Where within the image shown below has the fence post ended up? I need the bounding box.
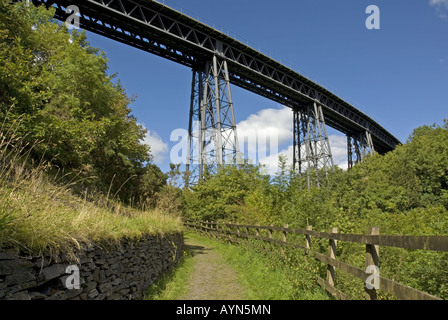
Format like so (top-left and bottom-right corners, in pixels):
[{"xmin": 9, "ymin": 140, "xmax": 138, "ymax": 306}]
[
  {"xmin": 226, "ymin": 222, "xmax": 232, "ymax": 244},
  {"xmin": 282, "ymin": 224, "xmax": 288, "ymax": 243},
  {"xmin": 305, "ymin": 225, "xmax": 312, "ymax": 255},
  {"xmin": 365, "ymin": 226, "xmax": 380, "ymax": 300},
  {"xmin": 268, "ymin": 224, "xmax": 273, "ymax": 239},
  {"xmin": 327, "ymin": 227, "xmax": 338, "ymax": 287},
  {"xmin": 255, "ymin": 224, "xmax": 260, "ymax": 238},
  {"xmin": 236, "ymin": 223, "xmax": 240, "ymax": 239}
]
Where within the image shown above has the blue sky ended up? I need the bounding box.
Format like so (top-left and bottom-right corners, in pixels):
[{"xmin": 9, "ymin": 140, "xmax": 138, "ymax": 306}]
[{"xmin": 81, "ymin": 0, "xmax": 448, "ymax": 174}]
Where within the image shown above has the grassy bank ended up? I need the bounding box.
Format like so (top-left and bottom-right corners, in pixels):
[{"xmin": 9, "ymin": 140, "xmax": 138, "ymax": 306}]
[{"xmin": 0, "ymin": 132, "xmax": 182, "ymax": 260}]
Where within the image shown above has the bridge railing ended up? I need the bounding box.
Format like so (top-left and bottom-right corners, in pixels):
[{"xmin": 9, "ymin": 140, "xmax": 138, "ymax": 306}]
[{"xmin": 184, "ymin": 220, "xmax": 448, "ymax": 300}]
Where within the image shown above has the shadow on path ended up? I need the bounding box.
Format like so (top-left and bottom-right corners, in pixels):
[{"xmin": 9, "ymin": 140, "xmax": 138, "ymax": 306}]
[{"xmin": 179, "ymin": 236, "xmax": 247, "ymax": 300}]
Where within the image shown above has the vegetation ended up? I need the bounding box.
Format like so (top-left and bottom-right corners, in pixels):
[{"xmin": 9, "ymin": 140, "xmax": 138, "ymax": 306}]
[
  {"xmin": 1, "ymin": 0, "xmax": 447, "ymax": 300},
  {"xmin": 0, "ymin": 124, "xmax": 182, "ymax": 259},
  {"xmin": 145, "ymin": 232, "xmax": 330, "ymax": 300},
  {"xmin": 184, "ymin": 120, "xmax": 448, "ymax": 299},
  {"xmin": 185, "ymin": 233, "xmax": 330, "ymax": 300},
  {"xmin": 144, "ymin": 244, "xmax": 195, "ymax": 300},
  {"xmin": 0, "ymin": 1, "xmax": 182, "ymax": 210},
  {"xmin": 0, "ymin": 1, "xmax": 182, "ymax": 259}
]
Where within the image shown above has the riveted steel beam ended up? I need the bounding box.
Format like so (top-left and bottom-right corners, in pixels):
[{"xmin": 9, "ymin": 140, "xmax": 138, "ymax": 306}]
[{"xmin": 23, "ymin": 0, "xmax": 400, "ymax": 155}]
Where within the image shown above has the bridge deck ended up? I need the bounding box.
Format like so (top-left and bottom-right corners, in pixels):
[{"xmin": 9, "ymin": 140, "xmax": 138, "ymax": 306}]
[{"xmin": 35, "ymin": 0, "xmax": 400, "ymax": 153}]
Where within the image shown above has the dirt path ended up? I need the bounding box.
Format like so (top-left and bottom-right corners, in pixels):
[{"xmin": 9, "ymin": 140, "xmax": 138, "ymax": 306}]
[{"xmin": 178, "ymin": 236, "xmax": 246, "ymax": 300}]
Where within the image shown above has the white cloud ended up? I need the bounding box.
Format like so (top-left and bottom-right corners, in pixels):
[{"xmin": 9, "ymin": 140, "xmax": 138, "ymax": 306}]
[
  {"xmin": 235, "ymin": 106, "xmax": 348, "ymax": 174},
  {"xmin": 430, "ymin": 0, "xmax": 448, "ymax": 7},
  {"xmin": 257, "ymin": 135, "xmax": 348, "ymax": 176},
  {"xmin": 141, "ymin": 126, "xmax": 169, "ymax": 164},
  {"xmin": 429, "ymin": 0, "xmax": 448, "ymax": 19},
  {"xmin": 237, "ymin": 106, "xmax": 293, "ymax": 145},
  {"xmin": 258, "ymin": 145, "xmax": 294, "ymax": 175},
  {"xmin": 329, "ymin": 135, "xmax": 348, "ymax": 170},
  {"xmin": 237, "ymin": 106, "xmax": 293, "ymax": 163}
]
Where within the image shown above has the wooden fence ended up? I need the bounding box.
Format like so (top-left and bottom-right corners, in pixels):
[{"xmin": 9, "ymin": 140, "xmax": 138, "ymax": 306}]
[{"xmin": 184, "ymin": 220, "xmax": 448, "ymax": 300}]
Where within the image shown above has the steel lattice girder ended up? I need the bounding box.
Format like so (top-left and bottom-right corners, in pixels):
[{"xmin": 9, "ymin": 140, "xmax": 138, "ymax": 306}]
[
  {"xmin": 186, "ymin": 56, "xmax": 239, "ymax": 183},
  {"xmin": 293, "ymin": 103, "xmax": 334, "ymax": 187},
  {"xmin": 26, "ymin": 0, "xmax": 401, "ymax": 154},
  {"xmin": 347, "ymin": 131, "xmax": 375, "ymax": 170}
]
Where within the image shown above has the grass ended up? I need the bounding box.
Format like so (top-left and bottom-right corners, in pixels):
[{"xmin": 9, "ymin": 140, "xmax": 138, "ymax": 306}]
[
  {"xmin": 187, "ymin": 233, "xmax": 331, "ymax": 300},
  {"xmin": 0, "ymin": 123, "xmax": 182, "ymax": 261},
  {"xmin": 144, "ymin": 248, "xmax": 196, "ymax": 300},
  {"xmin": 146, "ymin": 231, "xmax": 331, "ymax": 300}
]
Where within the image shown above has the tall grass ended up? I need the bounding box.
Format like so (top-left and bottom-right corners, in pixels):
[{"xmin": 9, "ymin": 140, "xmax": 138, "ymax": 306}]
[{"xmin": 0, "ymin": 117, "xmax": 182, "ymax": 261}]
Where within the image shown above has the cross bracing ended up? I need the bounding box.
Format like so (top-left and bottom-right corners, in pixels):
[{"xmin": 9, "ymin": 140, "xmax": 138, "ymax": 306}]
[
  {"xmin": 26, "ymin": 0, "xmax": 400, "ymax": 155},
  {"xmin": 21, "ymin": 0, "xmax": 401, "ymax": 183}
]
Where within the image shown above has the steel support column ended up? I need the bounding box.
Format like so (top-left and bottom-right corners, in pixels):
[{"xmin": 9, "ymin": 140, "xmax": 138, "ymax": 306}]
[
  {"xmin": 186, "ymin": 55, "xmax": 240, "ymax": 184},
  {"xmin": 293, "ymin": 102, "xmax": 334, "ymax": 188},
  {"xmin": 347, "ymin": 131, "xmax": 375, "ymax": 170}
]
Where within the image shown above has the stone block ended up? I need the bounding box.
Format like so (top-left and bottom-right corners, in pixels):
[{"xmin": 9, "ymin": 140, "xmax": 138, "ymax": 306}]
[
  {"xmin": 97, "ymin": 293, "xmax": 107, "ymax": 300},
  {"xmin": 29, "ymin": 291, "xmax": 48, "ymax": 300},
  {"xmin": 43, "ymin": 289, "xmax": 67, "ymax": 300},
  {"xmin": 98, "ymin": 282, "xmax": 113, "ymax": 293},
  {"xmin": 87, "ymin": 289, "xmax": 99, "ymax": 299},
  {"xmin": 65, "ymin": 288, "xmax": 83, "ymax": 299},
  {"xmin": 5, "ymin": 291, "xmax": 31, "ymax": 300},
  {"xmin": 82, "ymin": 280, "xmax": 97, "ymax": 293},
  {"xmin": 4, "ymin": 272, "xmax": 36, "ymax": 286},
  {"xmin": 38, "ymin": 264, "xmax": 69, "ymax": 283},
  {"xmin": 2, "ymin": 280, "xmax": 36, "ymax": 296},
  {"xmin": 94, "ymin": 259, "xmax": 106, "ymax": 266},
  {"xmin": 0, "ymin": 252, "xmax": 19, "ymax": 260},
  {"xmin": 94, "ymin": 269, "xmax": 106, "ymax": 283},
  {"xmin": 111, "ymin": 278, "xmax": 122, "ymax": 286},
  {"xmin": 0, "ymin": 259, "xmax": 33, "ymax": 275}
]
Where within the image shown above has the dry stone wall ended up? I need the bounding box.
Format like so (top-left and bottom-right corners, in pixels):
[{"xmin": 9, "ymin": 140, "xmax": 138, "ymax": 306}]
[{"xmin": 0, "ymin": 232, "xmax": 183, "ymax": 300}]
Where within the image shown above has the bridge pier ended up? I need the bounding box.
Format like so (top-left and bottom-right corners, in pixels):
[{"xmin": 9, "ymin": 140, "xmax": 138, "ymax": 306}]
[
  {"xmin": 20, "ymin": 0, "xmax": 400, "ymax": 185},
  {"xmin": 186, "ymin": 55, "xmax": 240, "ymax": 184},
  {"xmin": 293, "ymin": 102, "xmax": 334, "ymax": 188},
  {"xmin": 347, "ymin": 131, "xmax": 375, "ymax": 170}
]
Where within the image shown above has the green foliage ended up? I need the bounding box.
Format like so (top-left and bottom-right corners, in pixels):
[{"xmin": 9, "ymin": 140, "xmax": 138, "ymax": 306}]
[
  {"xmin": 0, "ymin": 1, "xmax": 169, "ymax": 207},
  {"xmin": 184, "ymin": 119, "xmax": 448, "ymax": 299},
  {"xmin": 184, "ymin": 162, "xmax": 268, "ymax": 222},
  {"xmin": 0, "ymin": 123, "xmax": 182, "ymax": 258}
]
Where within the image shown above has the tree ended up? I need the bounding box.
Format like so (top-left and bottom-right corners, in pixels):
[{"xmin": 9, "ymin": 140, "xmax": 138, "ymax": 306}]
[
  {"xmin": 135, "ymin": 163, "xmax": 167, "ymax": 209},
  {"xmin": 0, "ymin": 1, "xmax": 156, "ymax": 204}
]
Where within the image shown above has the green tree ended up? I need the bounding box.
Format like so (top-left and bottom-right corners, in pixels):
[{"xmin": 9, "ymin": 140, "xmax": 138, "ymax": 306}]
[
  {"xmin": 0, "ymin": 1, "xmax": 157, "ymax": 204},
  {"xmin": 184, "ymin": 162, "xmax": 265, "ymax": 221}
]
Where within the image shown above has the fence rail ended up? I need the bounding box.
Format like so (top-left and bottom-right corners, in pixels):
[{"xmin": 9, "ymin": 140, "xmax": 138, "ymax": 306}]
[{"xmin": 184, "ymin": 220, "xmax": 448, "ymax": 300}]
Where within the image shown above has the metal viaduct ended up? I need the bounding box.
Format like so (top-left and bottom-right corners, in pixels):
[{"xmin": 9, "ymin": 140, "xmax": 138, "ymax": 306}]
[{"xmin": 25, "ymin": 0, "xmax": 401, "ymax": 185}]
